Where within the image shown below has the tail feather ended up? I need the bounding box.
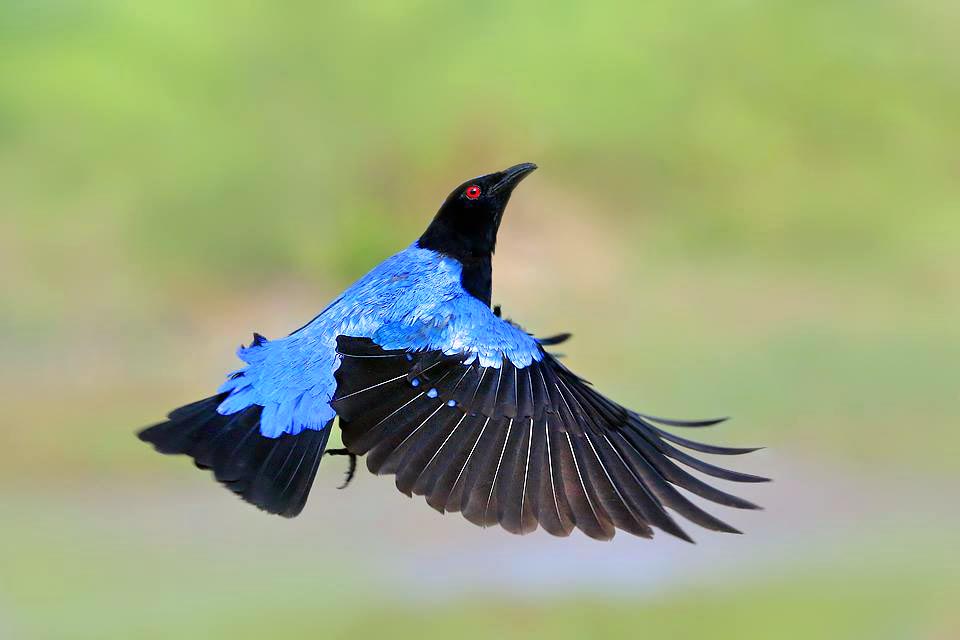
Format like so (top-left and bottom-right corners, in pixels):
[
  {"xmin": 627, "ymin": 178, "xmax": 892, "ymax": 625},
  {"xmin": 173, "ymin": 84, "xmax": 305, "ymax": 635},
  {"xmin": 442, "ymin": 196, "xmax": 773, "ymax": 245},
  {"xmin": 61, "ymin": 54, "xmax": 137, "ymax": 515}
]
[{"xmin": 138, "ymin": 394, "xmax": 331, "ymax": 517}]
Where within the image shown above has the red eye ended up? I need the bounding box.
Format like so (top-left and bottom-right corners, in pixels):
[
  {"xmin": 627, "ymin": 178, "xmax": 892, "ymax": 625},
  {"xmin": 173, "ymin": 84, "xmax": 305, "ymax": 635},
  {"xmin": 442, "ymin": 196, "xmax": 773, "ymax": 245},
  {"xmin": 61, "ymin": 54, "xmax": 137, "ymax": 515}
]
[{"xmin": 465, "ymin": 185, "xmax": 481, "ymax": 200}]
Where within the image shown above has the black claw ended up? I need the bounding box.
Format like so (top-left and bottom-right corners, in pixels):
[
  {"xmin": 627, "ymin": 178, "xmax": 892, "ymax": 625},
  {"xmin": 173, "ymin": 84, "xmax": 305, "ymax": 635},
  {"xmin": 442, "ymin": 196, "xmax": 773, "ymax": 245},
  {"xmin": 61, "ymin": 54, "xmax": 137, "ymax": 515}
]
[{"xmin": 325, "ymin": 448, "xmax": 357, "ymax": 489}]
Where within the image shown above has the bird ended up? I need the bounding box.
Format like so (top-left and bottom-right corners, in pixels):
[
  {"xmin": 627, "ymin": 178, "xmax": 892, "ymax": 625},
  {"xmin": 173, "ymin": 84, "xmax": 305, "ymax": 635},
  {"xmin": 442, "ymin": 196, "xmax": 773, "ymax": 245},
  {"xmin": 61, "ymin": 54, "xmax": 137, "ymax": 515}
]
[{"xmin": 138, "ymin": 162, "xmax": 767, "ymax": 541}]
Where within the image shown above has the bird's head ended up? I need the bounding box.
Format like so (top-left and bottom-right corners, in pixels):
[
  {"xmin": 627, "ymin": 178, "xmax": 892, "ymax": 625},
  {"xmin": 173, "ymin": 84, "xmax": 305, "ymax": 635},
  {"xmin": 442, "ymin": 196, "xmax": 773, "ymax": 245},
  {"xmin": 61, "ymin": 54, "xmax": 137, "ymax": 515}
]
[{"xmin": 418, "ymin": 162, "xmax": 537, "ymax": 260}]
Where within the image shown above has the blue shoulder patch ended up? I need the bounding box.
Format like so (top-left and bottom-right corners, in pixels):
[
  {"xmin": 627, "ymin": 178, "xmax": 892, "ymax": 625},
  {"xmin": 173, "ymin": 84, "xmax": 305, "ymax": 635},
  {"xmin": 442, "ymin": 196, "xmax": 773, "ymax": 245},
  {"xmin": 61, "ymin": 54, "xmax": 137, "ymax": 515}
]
[{"xmin": 372, "ymin": 294, "xmax": 542, "ymax": 368}]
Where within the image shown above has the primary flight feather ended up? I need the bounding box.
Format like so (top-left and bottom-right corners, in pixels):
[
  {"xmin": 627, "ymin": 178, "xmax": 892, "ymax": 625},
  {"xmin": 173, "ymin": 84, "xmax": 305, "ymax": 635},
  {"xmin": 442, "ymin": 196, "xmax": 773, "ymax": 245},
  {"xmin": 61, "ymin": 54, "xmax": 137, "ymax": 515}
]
[{"xmin": 138, "ymin": 162, "xmax": 767, "ymax": 541}]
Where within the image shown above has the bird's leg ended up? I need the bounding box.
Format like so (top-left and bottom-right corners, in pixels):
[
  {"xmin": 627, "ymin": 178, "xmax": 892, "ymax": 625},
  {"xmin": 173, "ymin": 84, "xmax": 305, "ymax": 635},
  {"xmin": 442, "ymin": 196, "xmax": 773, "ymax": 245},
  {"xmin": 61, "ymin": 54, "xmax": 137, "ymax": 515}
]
[{"xmin": 325, "ymin": 448, "xmax": 357, "ymax": 489}]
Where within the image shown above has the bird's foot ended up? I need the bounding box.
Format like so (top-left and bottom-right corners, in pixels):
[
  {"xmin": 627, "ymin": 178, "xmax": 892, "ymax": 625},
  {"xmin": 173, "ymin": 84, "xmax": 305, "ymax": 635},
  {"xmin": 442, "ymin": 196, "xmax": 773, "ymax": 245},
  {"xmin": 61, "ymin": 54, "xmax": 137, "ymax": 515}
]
[{"xmin": 325, "ymin": 448, "xmax": 357, "ymax": 489}]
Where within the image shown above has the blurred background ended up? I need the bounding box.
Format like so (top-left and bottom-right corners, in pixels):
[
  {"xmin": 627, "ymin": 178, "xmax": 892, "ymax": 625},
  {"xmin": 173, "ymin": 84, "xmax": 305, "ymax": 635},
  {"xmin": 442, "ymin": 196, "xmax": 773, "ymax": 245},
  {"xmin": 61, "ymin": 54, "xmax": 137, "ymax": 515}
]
[{"xmin": 2, "ymin": 1, "xmax": 958, "ymax": 638}]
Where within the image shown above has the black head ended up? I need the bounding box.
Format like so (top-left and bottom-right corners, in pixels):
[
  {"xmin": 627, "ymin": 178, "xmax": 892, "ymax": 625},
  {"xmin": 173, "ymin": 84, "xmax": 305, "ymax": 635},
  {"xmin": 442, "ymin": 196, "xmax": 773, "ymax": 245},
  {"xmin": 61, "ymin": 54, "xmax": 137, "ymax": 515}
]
[{"xmin": 418, "ymin": 162, "xmax": 537, "ymax": 260}]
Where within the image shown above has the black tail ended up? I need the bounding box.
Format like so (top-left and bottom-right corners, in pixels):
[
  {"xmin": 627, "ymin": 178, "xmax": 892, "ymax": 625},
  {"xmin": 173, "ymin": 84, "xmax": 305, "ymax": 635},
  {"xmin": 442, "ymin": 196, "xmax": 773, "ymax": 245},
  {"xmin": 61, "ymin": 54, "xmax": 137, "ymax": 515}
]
[{"xmin": 138, "ymin": 394, "xmax": 331, "ymax": 517}]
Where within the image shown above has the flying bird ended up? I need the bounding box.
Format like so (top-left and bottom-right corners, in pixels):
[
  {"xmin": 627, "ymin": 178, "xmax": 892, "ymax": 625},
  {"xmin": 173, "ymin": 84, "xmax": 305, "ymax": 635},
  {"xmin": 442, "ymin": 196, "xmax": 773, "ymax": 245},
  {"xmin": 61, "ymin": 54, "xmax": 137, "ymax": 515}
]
[{"xmin": 138, "ymin": 162, "xmax": 767, "ymax": 541}]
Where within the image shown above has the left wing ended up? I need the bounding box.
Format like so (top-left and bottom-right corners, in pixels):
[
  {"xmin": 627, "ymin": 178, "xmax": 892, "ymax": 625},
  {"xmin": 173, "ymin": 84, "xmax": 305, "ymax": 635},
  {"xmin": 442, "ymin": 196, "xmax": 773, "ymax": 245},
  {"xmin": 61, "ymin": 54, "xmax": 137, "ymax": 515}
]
[{"xmin": 331, "ymin": 336, "xmax": 767, "ymax": 541}]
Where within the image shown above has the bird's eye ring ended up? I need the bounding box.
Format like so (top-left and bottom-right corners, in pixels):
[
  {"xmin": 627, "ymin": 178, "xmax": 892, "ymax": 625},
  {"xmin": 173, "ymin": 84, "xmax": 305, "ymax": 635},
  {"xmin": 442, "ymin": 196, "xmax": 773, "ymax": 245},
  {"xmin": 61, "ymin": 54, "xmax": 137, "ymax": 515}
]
[{"xmin": 465, "ymin": 185, "xmax": 481, "ymax": 200}]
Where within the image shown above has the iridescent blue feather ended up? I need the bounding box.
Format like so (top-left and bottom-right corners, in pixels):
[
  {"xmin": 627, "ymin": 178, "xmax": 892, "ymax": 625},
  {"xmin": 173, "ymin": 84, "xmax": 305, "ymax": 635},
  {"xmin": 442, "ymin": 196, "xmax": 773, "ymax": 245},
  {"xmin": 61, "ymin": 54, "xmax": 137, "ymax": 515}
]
[{"xmin": 216, "ymin": 244, "xmax": 542, "ymax": 437}]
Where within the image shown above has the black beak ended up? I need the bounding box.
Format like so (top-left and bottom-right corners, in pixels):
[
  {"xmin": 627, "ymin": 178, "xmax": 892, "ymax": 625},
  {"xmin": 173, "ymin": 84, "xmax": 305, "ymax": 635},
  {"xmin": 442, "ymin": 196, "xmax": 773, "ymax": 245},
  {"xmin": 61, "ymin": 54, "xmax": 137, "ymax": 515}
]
[{"xmin": 492, "ymin": 162, "xmax": 537, "ymax": 194}]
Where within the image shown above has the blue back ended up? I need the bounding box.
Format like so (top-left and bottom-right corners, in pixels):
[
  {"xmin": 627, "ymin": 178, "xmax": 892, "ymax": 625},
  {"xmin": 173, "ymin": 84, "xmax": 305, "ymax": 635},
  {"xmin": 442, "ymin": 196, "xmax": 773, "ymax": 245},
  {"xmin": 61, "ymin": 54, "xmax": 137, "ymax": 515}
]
[{"xmin": 216, "ymin": 244, "xmax": 543, "ymax": 437}]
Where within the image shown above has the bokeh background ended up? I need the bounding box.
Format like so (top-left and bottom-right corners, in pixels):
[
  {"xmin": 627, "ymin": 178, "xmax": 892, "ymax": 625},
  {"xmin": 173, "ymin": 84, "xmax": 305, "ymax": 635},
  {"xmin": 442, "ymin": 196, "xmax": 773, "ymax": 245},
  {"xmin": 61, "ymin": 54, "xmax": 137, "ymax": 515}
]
[{"xmin": 2, "ymin": 2, "xmax": 958, "ymax": 639}]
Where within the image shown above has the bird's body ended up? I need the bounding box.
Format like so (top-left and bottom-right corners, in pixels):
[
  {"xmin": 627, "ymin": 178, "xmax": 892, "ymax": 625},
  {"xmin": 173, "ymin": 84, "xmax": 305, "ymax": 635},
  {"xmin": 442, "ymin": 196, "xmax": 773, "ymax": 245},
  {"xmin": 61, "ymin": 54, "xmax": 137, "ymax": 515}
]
[
  {"xmin": 140, "ymin": 163, "xmax": 766, "ymax": 540},
  {"xmin": 217, "ymin": 243, "xmax": 541, "ymax": 438}
]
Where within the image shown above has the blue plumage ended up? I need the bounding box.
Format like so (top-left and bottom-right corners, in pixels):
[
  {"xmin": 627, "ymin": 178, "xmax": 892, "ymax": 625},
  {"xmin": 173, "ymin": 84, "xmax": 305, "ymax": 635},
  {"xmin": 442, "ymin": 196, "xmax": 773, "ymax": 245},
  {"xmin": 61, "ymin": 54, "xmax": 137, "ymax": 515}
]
[{"xmin": 216, "ymin": 244, "xmax": 542, "ymax": 437}]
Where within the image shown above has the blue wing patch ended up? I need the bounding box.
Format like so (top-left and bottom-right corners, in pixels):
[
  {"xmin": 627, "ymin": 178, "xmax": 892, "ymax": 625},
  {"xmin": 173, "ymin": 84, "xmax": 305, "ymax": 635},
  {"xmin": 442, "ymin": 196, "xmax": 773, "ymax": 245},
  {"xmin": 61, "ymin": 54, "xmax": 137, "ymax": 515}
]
[{"xmin": 215, "ymin": 244, "xmax": 543, "ymax": 437}]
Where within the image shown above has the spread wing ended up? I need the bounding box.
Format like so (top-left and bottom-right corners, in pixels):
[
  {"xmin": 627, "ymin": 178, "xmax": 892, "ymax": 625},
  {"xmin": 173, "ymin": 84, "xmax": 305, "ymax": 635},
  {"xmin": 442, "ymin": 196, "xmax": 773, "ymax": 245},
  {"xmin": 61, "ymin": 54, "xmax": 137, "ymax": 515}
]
[{"xmin": 331, "ymin": 335, "xmax": 767, "ymax": 542}]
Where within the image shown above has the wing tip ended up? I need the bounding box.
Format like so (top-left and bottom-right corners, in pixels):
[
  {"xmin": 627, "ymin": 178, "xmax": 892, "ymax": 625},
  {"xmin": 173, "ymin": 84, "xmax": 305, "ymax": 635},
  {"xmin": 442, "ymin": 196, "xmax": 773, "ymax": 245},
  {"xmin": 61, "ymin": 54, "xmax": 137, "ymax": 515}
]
[
  {"xmin": 671, "ymin": 530, "xmax": 697, "ymax": 544},
  {"xmin": 640, "ymin": 413, "xmax": 731, "ymax": 428}
]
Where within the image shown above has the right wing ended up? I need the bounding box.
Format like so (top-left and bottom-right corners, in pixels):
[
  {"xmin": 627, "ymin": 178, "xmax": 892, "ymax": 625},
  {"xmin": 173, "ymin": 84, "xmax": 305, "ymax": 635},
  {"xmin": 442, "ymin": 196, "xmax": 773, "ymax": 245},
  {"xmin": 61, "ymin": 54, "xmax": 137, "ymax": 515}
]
[{"xmin": 331, "ymin": 336, "xmax": 767, "ymax": 541}]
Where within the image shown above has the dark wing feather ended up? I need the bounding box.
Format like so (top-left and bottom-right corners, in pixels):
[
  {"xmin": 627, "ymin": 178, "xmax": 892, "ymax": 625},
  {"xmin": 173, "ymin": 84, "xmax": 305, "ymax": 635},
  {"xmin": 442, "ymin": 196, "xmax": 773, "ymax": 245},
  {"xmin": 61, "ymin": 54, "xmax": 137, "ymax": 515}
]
[
  {"xmin": 332, "ymin": 336, "xmax": 767, "ymax": 541},
  {"xmin": 496, "ymin": 416, "xmax": 539, "ymax": 534},
  {"xmin": 522, "ymin": 414, "xmax": 573, "ymax": 536},
  {"xmin": 139, "ymin": 394, "xmax": 331, "ymax": 517}
]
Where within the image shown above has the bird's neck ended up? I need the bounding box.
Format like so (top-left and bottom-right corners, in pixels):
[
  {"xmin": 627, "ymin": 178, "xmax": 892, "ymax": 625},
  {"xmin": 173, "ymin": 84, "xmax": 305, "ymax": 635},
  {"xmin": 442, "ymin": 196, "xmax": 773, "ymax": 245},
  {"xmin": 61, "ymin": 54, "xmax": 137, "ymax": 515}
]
[
  {"xmin": 457, "ymin": 253, "xmax": 493, "ymax": 307},
  {"xmin": 417, "ymin": 225, "xmax": 495, "ymax": 307}
]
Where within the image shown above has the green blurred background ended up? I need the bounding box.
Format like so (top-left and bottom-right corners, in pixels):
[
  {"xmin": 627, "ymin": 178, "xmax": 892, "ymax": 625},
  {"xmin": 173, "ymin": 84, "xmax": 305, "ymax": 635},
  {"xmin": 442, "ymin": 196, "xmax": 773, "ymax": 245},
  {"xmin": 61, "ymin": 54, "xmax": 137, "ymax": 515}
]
[{"xmin": 2, "ymin": 1, "xmax": 958, "ymax": 638}]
